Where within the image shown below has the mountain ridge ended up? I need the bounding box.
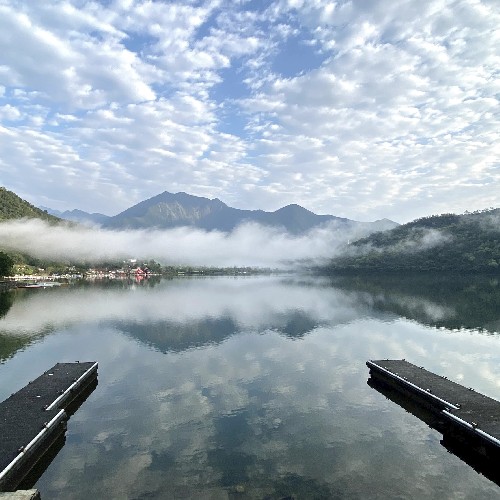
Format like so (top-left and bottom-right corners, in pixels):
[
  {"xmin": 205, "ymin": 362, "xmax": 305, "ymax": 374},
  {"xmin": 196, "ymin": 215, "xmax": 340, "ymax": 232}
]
[
  {"xmin": 50, "ymin": 190, "xmax": 398, "ymax": 234},
  {"xmin": 41, "ymin": 207, "xmax": 110, "ymax": 225}
]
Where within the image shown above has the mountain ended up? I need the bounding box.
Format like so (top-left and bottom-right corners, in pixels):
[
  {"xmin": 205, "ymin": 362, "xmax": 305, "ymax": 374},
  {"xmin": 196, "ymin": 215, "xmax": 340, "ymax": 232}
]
[
  {"xmin": 324, "ymin": 209, "xmax": 500, "ymax": 274},
  {"xmin": 0, "ymin": 187, "xmax": 60, "ymax": 222},
  {"xmin": 102, "ymin": 191, "xmax": 396, "ymax": 234},
  {"xmin": 42, "ymin": 207, "xmax": 110, "ymax": 226},
  {"xmin": 42, "ymin": 190, "xmax": 398, "ymax": 234}
]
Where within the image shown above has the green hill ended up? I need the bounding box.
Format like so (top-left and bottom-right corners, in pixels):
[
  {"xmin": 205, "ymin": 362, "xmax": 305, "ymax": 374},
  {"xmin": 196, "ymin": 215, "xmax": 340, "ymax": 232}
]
[
  {"xmin": 0, "ymin": 187, "xmax": 60, "ymax": 222},
  {"xmin": 324, "ymin": 209, "xmax": 500, "ymax": 274},
  {"xmin": 0, "ymin": 187, "xmax": 62, "ymax": 276}
]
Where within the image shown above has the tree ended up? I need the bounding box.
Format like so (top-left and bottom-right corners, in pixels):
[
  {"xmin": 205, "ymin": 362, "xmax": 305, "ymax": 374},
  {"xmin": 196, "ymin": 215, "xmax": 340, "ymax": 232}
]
[{"xmin": 0, "ymin": 252, "xmax": 14, "ymax": 277}]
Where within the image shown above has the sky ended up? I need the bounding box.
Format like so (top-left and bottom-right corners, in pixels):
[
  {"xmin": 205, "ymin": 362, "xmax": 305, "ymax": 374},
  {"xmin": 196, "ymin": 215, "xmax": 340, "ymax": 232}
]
[{"xmin": 0, "ymin": 0, "xmax": 499, "ymax": 224}]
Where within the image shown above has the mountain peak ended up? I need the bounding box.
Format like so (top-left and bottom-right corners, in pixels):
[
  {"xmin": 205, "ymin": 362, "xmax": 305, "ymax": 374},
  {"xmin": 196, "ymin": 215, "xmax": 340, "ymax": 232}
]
[
  {"xmin": 149, "ymin": 191, "xmax": 228, "ymax": 208},
  {"xmin": 275, "ymin": 204, "xmax": 315, "ymax": 215}
]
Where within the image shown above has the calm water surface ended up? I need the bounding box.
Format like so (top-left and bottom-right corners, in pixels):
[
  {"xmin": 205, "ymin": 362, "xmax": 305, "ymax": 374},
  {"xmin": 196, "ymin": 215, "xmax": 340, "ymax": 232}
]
[{"xmin": 0, "ymin": 275, "xmax": 499, "ymax": 499}]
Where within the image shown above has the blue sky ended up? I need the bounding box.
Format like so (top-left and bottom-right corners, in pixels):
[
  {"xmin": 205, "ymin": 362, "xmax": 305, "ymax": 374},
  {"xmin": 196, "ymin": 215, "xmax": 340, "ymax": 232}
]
[{"xmin": 0, "ymin": 0, "xmax": 499, "ymax": 223}]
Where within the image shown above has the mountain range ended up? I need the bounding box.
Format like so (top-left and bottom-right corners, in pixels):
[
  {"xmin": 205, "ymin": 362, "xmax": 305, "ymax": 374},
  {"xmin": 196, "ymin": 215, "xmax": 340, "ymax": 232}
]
[
  {"xmin": 42, "ymin": 190, "xmax": 397, "ymax": 234},
  {"xmin": 42, "ymin": 208, "xmax": 110, "ymax": 226}
]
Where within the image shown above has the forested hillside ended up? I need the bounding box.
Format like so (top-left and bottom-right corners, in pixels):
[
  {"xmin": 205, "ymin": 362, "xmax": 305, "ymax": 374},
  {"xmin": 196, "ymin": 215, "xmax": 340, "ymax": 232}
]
[
  {"xmin": 0, "ymin": 187, "xmax": 62, "ymax": 276},
  {"xmin": 0, "ymin": 187, "xmax": 60, "ymax": 222},
  {"xmin": 324, "ymin": 209, "xmax": 500, "ymax": 274}
]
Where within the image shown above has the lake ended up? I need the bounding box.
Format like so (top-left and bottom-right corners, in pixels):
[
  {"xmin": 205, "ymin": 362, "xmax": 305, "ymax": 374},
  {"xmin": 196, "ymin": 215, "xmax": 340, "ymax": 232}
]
[{"xmin": 0, "ymin": 275, "xmax": 499, "ymax": 499}]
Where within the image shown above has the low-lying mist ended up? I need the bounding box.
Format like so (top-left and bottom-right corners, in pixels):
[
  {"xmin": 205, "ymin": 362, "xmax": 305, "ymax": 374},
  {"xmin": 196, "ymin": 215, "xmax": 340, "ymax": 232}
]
[{"xmin": 0, "ymin": 218, "xmax": 370, "ymax": 268}]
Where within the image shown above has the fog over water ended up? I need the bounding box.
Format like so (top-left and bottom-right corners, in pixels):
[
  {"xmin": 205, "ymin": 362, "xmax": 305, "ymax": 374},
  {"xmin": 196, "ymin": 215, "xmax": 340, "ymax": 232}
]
[
  {"xmin": 0, "ymin": 277, "xmax": 370, "ymax": 338},
  {"xmin": 0, "ymin": 219, "xmax": 347, "ymax": 267},
  {"xmin": 0, "ymin": 218, "xmax": 451, "ymax": 267}
]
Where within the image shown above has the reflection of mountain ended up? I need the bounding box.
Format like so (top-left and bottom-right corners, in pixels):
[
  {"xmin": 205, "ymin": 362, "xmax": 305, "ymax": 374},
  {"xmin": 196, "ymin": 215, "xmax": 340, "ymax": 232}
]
[
  {"xmin": 117, "ymin": 317, "xmax": 239, "ymax": 353},
  {"xmin": 0, "ymin": 291, "xmax": 13, "ymax": 318},
  {"xmin": 332, "ymin": 275, "xmax": 500, "ymax": 333},
  {"xmin": 116, "ymin": 309, "xmax": 321, "ymax": 354},
  {"xmin": 0, "ymin": 333, "xmax": 37, "ymax": 363},
  {"xmin": 272, "ymin": 310, "xmax": 320, "ymax": 339},
  {"xmin": 0, "ymin": 321, "xmax": 54, "ymax": 362},
  {"xmin": 3, "ymin": 274, "xmax": 499, "ymax": 361}
]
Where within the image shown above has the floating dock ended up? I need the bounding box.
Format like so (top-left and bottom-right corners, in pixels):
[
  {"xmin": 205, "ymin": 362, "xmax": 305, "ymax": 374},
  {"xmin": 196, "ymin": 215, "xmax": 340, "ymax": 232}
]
[
  {"xmin": 367, "ymin": 359, "xmax": 500, "ymax": 476},
  {"xmin": 0, "ymin": 362, "xmax": 98, "ymax": 492}
]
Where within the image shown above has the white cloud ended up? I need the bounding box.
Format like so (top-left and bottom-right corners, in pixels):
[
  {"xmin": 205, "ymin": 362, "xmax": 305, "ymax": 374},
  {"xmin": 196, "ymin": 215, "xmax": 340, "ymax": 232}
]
[
  {"xmin": 0, "ymin": 3, "xmax": 157, "ymax": 108},
  {"xmin": 0, "ymin": 104, "xmax": 22, "ymax": 121}
]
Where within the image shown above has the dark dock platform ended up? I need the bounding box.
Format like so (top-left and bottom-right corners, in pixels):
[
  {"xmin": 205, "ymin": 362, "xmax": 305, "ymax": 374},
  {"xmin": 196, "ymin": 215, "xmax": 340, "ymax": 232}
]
[
  {"xmin": 367, "ymin": 359, "xmax": 500, "ymax": 483},
  {"xmin": 0, "ymin": 362, "xmax": 97, "ymax": 491}
]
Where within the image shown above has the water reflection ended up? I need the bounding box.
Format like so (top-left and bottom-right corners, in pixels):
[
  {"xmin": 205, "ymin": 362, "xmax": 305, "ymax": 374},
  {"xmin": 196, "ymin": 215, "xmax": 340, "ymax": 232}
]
[
  {"xmin": 0, "ymin": 276, "xmax": 498, "ymax": 498},
  {"xmin": 0, "ymin": 276, "xmax": 373, "ymax": 359},
  {"xmin": 331, "ymin": 274, "xmax": 500, "ymax": 333},
  {"xmin": 0, "ymin": 291, "xmax": 13, "ymax": 318}
]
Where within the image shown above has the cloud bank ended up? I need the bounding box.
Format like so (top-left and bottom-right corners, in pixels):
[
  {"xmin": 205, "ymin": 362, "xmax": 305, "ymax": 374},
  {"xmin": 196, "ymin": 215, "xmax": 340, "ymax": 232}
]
[{"xmin": 0, "ymin": 218, "xmax": 360, "ymax": 267}]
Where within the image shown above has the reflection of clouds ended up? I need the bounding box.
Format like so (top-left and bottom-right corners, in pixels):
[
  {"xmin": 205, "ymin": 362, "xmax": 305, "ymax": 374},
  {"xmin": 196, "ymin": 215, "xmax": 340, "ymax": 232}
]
[
  {"xmin": 355, "ymin": 289, "xmax": 455, "ymax": 322},
  {"xmin": 395, "ymin": 296, "xmax": 454, "ymax": 321}
]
